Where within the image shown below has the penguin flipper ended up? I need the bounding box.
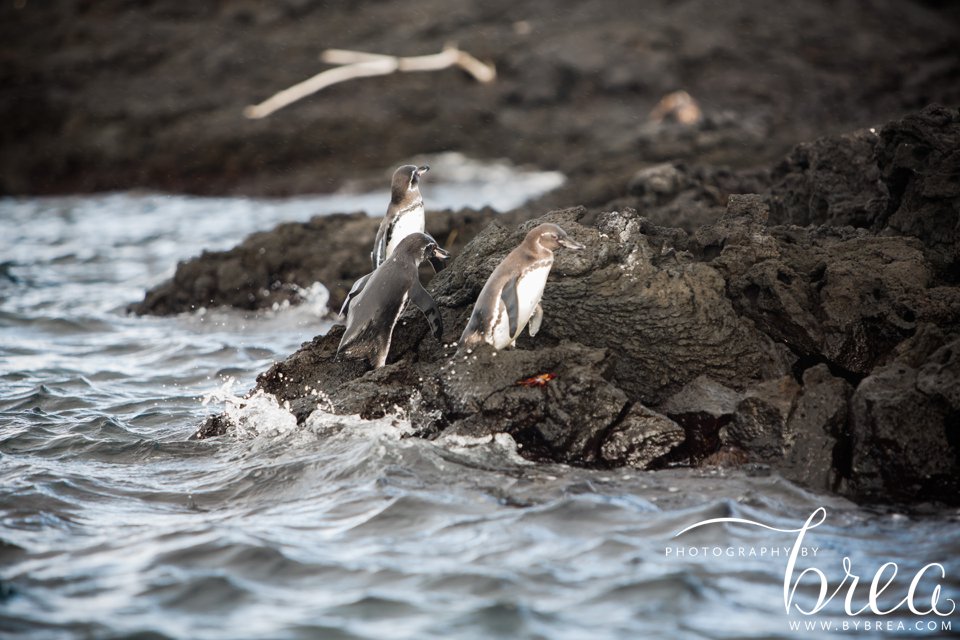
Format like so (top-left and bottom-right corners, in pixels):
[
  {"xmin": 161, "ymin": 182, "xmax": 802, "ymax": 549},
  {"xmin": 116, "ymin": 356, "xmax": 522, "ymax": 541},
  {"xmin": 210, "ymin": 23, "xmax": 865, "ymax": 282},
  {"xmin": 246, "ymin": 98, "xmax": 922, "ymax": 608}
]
[
  {"xmin": 458, "ymin": 304, "xmax": 486, "ymax": 349},
  {"xmin": 500, "ymin": 277, "xmax": 520, "ymax": 339},
  {"xmin": 410, "ymin": 281, "xmax": 443, "ymax": 341},
  {"xmin": 339, "ymin": 272, "xmax": 372, "ymax": 318},
  {"xmin": 529, "ymin": 303, "xmax": 543, "ymax": 337}
]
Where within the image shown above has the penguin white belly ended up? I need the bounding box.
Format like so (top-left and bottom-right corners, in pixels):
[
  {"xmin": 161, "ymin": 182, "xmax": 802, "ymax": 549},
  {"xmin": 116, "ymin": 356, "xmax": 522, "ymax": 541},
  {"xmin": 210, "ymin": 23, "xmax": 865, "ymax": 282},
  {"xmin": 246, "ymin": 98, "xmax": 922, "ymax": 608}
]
[
  {"xmin": 489, "ymin": 300, "xmax": 514, "ymax": 349},
  {"xmin": 513, "ymin": 265, "xmax": 551, "ymax": 338},
  {"xmin": 384, "ymin": 205, "xmax": 425, "ymax": 261}
]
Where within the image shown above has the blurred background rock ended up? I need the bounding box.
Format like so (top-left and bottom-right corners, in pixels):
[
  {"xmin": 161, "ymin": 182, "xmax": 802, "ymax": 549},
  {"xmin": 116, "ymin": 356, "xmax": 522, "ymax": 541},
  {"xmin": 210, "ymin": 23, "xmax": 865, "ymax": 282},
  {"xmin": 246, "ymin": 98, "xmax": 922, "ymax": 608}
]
[{"xmin": 3, "ymin": 0, "xmax": 958, "ymax": 197}]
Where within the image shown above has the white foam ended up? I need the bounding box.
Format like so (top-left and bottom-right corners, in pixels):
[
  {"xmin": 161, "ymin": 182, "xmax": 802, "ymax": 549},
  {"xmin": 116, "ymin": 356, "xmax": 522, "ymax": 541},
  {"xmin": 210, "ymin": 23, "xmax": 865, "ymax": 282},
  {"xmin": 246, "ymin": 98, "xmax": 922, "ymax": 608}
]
[
  {"xmin": 435, "ymin": 431, "xmax": 530, "ymax": 464},
  {"xmin": 201, "ymin": 378, "xmax": 298, "ymax": 437}
]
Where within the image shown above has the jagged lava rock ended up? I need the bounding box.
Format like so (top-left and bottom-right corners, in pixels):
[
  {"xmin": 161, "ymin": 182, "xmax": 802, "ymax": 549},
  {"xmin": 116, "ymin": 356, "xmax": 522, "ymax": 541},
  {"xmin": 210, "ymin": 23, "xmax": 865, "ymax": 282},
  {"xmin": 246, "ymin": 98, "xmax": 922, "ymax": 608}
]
[
  {"xmin": 877, "ymin": 105, "xmax": 960, "ymax": 280},
  {"xmin": 227, "ymin": 205, "xmax": 796, "ymax": 469},
  {"xmin": 781, "ymin": 364, "xmax": 853, "ymax": 494},
  {"xmin": 699, "ymin": 194, "xmax": 954, "ymax": 377},
  {"xmin": 766, "ymin": 104, "xmax": 960, "ymax": 280},
  {"xmin": 130, "ymin": 207, "xmax": 500, "ymax": 315},
  {"xmin": 198, "ymin": 192, "xmax": 959, "ymax": 505},
  {"xmin": 849, "ymin": 325, "xmax": 960, "ymax": 504}
]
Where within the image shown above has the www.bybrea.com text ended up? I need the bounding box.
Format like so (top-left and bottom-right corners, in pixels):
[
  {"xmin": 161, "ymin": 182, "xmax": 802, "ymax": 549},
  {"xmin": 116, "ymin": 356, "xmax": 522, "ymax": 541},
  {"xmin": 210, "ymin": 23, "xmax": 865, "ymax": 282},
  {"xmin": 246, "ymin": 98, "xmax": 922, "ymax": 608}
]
[
  {"xmin": 788, "ymin": 619, "xmax": 952, "ymax": 633},
  {"xmin": 664, "ymin": 545, "xmax": 818, "ymax": 558}
]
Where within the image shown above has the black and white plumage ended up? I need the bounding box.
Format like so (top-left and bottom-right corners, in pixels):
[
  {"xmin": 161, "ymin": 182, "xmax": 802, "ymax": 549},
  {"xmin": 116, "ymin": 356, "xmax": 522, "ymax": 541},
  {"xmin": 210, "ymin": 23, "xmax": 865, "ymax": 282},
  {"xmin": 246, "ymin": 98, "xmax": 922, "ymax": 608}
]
[
  {"xmin": 372, "ymin": 165, "xmax": 431, "ymax": 270},
  {"xmin": 340, "ymin": 164, "xmax": 446, "ymax": 318},
  {"xmin": 459, "ymin": 223, "xmax": 584, "ymax": 350},
  {"xmin": 338, "ymin": 233, "xmax": 449, "ymax": 369}
]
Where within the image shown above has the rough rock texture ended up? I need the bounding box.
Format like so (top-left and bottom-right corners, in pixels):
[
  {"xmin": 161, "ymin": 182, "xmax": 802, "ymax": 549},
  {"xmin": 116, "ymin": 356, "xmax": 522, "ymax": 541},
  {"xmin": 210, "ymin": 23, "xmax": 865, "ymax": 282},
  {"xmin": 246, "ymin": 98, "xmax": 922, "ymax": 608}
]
[
  {"xmin": 174, "ymin": 105, "xmax": 959, "ymax": 505},
  {"xmin": 723, "ymin": 376, "xmax": 801, "ymax": 463},
  {"xmin": 3, "ymin": 1, "xmax": 959, "ymax": 197},
  {"xmin": 878, "ymin": 106, "xmax": 960, "ymax": 280},
  {"xmin": 133, "ymin": 107, "xmax": 960, "ymax": 320},
  {"xmin": 599, "ymin": 406, "xmax": 686, "ymax": 469},
  {"xmin": 850, "ymin": 325, "xmax": 960, "ymax": 503},
  {"xmin": 231, "ymin": 204, "xmax": 792, "ymax": 436},
  {"xmin": 767, "ymin": 105, "xmax": 960, "ymax": 280},
  {"xmin": 767, "ymin": 129, "xmax": 889, "ymax": 229},
  {"xmin": 130, "ymin": 207, "xmax": 501, "ymax": 314},
  {"xmin": 196, "ymin": 192, "xmax": 958, "ymax": 504},
  {"xmin": 781, "ymin": 365, "xmax": 853, "ymax": 494},
  {"xmin": 699, "ymin": 192, "xmax": 958, "ymax": 378}
]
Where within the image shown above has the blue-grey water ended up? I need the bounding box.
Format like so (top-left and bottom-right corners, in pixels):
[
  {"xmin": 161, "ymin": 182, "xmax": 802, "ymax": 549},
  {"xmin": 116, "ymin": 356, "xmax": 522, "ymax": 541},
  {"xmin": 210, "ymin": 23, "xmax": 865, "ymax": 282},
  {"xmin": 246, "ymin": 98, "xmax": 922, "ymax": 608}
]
[{"xmin": 1, "ymin": 161, "xmax": 957, "ymax": 639}]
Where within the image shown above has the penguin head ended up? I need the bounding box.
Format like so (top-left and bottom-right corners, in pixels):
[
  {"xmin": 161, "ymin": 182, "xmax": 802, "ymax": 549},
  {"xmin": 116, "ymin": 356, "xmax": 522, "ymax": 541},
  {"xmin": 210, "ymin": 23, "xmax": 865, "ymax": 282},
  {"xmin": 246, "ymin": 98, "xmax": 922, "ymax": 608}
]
[
  {"xmin": 396, "ymin": 232, "xmax": 450, "ymax": 264},
  {"xmin": 391, "ymin": 164, "xmax": 430, "ymax": 204},
  {"xmin": 528, "ymin": 223, "xmax": 585, "ymax": 252}
]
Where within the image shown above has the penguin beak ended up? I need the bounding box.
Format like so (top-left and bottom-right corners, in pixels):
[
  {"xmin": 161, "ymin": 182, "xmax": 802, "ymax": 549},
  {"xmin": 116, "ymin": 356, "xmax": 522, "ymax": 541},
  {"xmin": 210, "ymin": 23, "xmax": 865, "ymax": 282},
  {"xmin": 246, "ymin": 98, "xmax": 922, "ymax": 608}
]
[
  {"xmin": 558, "ymin": 237, "xmax": 585, "ymax": 250},
  {"xmin": 432, "ymin": 245, "xmax": 450, "ymax": 261},
  {"xmin": 410, "ymin": 165, "xmax": 429, "ymax": 188}
]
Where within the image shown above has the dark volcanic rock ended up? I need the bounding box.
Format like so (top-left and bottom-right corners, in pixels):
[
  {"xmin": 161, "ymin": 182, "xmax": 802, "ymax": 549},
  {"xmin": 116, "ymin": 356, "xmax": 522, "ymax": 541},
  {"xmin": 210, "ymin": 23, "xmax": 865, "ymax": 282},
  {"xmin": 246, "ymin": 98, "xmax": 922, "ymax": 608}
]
[
  {"xmin": 130, "ymin": 207, "xmax": 500, "ymax": 314},
  {"xmin": 191, "ymin": 105, "xmax": 960, "ymax": 505},
  {"xmin": 723, "ymin": 376, "xmax": 801, "ymax": 463},
  {"xmin": 781, "ymin": 365, "xmax": 853, "ymax": 493},
  {"xmin": 4, "ymin": 1, "xmax": 959, "ymax": 196},
  {"xmin": 849, "ymin": 325, "xmax": 960, "ymax": 504},
  {"xmin": 877, "ymin": 105, "xmax": 960, "ymax": 280},
  {"xmin": 599, "ymin": 405, "xmax": 686, "ymax": 469},
  {"xmin": 608, "ymin": 162, "xmax": 770, "ymax": 231},
  {"xmin": 224, "ymin": 205, "xmax": 798, "ymax": 470},
  {"xmin": 438, "ymin": 207, "xmax": 792, "ymax": 404},
  {"xmin": 199, "ymin": 192, "xmax": 960, "ymax": 505},
  {"xmin": 658, "ymin": 376, "xmax": 742, "ymax": 463},
  {"xmin": 699, "ymin": 194, "xmax": 949, "ymax": 377},
  {"xmin": 766, "ymin": 105, "xmax": 960, "ymax": 280},
  {"xmin": 767, "ymin": 129, "xmax": 889, "ymax": 229},
  {"xmin": 438, "ymin": 343, "xmax": 627, "ymax": 464}
]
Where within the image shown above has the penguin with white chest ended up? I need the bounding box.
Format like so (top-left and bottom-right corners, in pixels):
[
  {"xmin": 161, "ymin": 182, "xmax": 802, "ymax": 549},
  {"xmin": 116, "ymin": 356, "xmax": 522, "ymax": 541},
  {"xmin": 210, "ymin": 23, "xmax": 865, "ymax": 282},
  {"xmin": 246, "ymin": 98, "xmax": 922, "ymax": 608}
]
[
  {"xmin": 340, "ymin": 164, "xmax": 443, "ymax": 318},
  {"xmin": 459, "ymin": 223, "xmax": 584, "ymax": 350},
  {"xmin": 338, "ymin": 233, "xmax": 449, "ymax": 369},
  {"xmin": 372, "ymin": 164, "xmax": 432, "ymax": 269}
]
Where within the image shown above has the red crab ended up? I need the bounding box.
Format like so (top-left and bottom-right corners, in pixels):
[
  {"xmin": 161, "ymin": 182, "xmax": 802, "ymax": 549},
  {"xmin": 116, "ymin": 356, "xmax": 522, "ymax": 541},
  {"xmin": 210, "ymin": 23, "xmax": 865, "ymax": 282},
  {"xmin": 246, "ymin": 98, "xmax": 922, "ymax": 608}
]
[{"xmin": 516, "ymin": 373, "xmax": 557, "ymax": 387}]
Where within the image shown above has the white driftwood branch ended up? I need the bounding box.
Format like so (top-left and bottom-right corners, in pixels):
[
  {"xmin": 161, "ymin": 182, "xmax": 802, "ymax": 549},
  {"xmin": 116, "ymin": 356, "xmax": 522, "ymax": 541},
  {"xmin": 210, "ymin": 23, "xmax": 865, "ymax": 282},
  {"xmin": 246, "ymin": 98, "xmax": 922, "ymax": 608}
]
[{"xmin": 244, "ymin": 44, "xmax": 495, "ymax": 120}]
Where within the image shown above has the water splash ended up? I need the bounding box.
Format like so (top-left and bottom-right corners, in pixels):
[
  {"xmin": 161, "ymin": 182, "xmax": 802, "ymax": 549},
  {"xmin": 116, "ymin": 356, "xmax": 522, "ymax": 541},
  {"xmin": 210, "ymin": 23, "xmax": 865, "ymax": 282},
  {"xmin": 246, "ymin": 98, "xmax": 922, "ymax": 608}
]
[{"xmin": 201, "ymin": 378, "xmax": 297, "ymax": 437}]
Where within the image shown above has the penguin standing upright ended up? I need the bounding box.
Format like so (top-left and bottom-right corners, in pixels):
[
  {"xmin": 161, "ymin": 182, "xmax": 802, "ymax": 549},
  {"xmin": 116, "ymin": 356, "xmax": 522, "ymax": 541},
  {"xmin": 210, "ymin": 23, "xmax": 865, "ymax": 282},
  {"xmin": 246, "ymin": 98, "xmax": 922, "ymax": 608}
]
[
  {"xmin": 338, "ymin": 233, "xmax": 449, "ymax": 369},
  {"xmin": 372, "ymin": 164, "xmax": 431, "ymax": 269},
  {"xmin": 341, "ymin": 164, "xmax": 443, "ymax": 318},
  {"xmin": 459, "ymin": 223, "xmax": 584, "ymax": 350}
]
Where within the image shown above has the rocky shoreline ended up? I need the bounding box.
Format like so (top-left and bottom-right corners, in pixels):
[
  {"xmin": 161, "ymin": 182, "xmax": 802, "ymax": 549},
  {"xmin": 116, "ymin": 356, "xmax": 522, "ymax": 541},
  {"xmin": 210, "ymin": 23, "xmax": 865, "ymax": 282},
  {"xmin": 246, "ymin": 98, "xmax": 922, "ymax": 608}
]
[{"xmin": 177, "ymin": 106, "xmax": 958, "ymax": 506}]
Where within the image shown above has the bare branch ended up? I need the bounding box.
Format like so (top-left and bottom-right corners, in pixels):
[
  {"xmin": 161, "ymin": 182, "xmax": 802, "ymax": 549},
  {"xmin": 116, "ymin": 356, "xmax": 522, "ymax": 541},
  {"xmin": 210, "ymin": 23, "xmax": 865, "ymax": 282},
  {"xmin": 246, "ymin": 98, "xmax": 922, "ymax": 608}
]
[{"xmin": 245, "ymin": 45, "xmax": 496, "ymax": 120}]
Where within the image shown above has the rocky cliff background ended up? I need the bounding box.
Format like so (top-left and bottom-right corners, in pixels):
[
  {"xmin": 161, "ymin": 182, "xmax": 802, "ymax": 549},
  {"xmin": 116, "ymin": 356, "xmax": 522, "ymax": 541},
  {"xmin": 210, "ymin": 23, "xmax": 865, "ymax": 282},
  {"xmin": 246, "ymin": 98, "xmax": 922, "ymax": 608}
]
[{"xmin": 3, "ymin": 0, "xmax": 959, "ymax": 199}]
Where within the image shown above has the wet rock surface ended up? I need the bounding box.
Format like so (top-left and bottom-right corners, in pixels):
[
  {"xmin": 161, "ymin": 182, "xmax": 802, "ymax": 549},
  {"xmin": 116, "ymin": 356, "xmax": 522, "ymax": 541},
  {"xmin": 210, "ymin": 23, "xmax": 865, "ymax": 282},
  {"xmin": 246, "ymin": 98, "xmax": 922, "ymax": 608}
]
[
  {"xmin": 169, "ymin": 103, "xmax": 958, "ymax": 506},
  {"xmin": 28, "ymin": 0, "xmax": 950, "ymax": 505},
  {"xmin": 129, "ymin": 207, "xmax": 502, "ymax": 314},
  {"xmin": 850, "ymin": 326, "xmax": 960, "ymax": 503}
]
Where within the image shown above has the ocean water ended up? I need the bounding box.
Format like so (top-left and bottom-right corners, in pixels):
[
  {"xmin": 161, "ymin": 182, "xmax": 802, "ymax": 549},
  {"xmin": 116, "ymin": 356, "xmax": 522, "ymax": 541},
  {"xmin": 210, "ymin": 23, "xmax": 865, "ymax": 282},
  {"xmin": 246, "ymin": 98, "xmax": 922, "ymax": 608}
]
[{"xmin": 1, "ymin": 161, "xmax": 958, "ymax": 639}]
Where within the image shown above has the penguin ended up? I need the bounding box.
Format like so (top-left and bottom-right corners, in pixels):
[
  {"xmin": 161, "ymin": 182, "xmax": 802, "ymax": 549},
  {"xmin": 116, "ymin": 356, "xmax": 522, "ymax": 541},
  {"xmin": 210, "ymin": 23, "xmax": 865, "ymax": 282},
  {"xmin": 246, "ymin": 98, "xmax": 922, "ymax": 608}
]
[
  {"xmin": 372, "ymin": 164, "xmax": 433, "ymax": 270},
  {"xmin": 341, "ymin": 164, "xmax": 444, "ymax": 318},
  {"xmin": 338, "ymin": 232, "xmax": 449, "ymax": 369},
  {"xmin": 459, "ymin": 223, "xmax": 584, "ymax": 350}
]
